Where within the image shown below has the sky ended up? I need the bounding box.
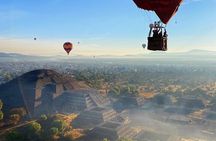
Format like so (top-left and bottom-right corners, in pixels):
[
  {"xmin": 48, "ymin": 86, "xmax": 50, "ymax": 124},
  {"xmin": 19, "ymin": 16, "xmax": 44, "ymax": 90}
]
[{"xmin": 0, "ymin": 0, "xmax": 216, "ymax": 56}]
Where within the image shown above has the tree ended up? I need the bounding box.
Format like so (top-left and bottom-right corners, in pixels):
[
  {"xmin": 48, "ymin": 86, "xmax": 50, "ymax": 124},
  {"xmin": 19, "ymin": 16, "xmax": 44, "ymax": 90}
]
[
  {"xmin": 6, "ymin": 131, "xmax": 24, "ymax": 141},
  {"xmin": 50, "ymin": 127, "xmax": 59, "ymax": 136},
  {"xmin": 26, "ymin": 121, "xmax": 42, "ymax": 135},
  {"xmin": 52, "ymin": 120, "xmax": 67, "ymax": 132},
  {"xmin": 120, "ymin": 85, "xmax": 139, "ymax": 97},
  {"xmin": 41, "ymin": 127, "xmax": 59, "ymax": 141},
  {"xmin": 0, "ymin": 111, "xmax": 4, "ymax": 121},
  {"xmin": 121, "ymin": 86, "xmax": 130, "ymax": 95},
  {"xmin": 40, "ymin": 114, "xmax": 48, "ymax": 121},
  {"xmin": 24, "ymin": 122, "xmax": 42, "ymax": 141},
  {"xmin": 4, "ymin": 72, "xmax": 13, "ymax": 81},
  {"xmin": 9, "ymin": 114, "xmax": 21, "ymax": 125},
  {"xmin": 109, "ymin": 86, "xmax": 121, "ymax": 97},
  {"xmin": 128, "ymin": 85, "xmax": 139, "ymax": 97}
]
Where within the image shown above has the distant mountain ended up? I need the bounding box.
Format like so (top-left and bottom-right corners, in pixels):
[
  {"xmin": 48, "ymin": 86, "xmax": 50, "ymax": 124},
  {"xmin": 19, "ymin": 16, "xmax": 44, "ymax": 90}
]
[
  {"xmin": 0, "ymin": 52, "xmax": 49, "ymax": 62},
  {"xmin": 122, "ymin": 49, "xmax": 216, "ymax": 60},
  {"xmin": 81, "ymin": 49, "xmax": 216, "ymax": 59},
  {"xmin": 186, "ymin": 49, "xmax": 216, "ymax": 55},
  {"xmin": 0, "ymin": 49, "xmax": 216, "ymax": 61},
  {"xmin": 0, "ymin": 52, "xmax": 92, "ymax": 62},
  {"xmin": 0, "ymin": 69, "xmax": 89, "ymax": 117}
]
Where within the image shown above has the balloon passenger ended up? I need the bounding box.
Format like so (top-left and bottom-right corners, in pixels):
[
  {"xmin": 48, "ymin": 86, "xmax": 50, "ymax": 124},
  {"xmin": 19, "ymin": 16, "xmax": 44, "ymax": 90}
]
[
  {"xmin": 153, "ymin": 29, "xmax": 159, "ymax": 37},
  {"xmin": 163, "ymin": 29, "xmax": 168, "ymax": 37},
  {"xmin": 147, "ymin": 21, "xmax": 168, "ymax": 51},
  {"xmin": 151, "ymin": 22, "xmax": 164, "ymax": 38}
]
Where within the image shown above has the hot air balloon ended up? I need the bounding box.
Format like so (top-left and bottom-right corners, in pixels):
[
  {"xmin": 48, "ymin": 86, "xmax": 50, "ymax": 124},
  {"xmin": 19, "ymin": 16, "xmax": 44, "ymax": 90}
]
[
  {"xmin": 63, "ymin": 42, "xmax": 73, "ymax": 55},
  {"xmin": 133, "ymin": 0, "xmax": 183, "ymax": 24},
  {"xmin": 133, "ymin": 0, "xmax": 183, "ymax": 51},
  {"xmin": 142, "ymin": 44, "xmax": 146, "ymax": 49}
]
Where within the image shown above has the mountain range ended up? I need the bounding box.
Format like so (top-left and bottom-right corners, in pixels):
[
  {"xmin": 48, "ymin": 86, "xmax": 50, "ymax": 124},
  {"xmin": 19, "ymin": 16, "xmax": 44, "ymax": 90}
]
[{"xmin": 0, "ymin": 50, "xmax": 216, "ymax": 62}]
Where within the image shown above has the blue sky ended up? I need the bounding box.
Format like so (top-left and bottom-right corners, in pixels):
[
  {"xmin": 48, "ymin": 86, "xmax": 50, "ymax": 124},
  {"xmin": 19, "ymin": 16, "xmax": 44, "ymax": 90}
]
[{"xmin": 0, "ymin": 0, "xmax": 216, "ymax": 56}]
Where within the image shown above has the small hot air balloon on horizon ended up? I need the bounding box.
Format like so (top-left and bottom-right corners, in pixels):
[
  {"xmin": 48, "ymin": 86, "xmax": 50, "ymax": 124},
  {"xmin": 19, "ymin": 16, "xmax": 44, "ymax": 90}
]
[
  {"xmin": 63, "ymin": 42, "xmax": 73, "ymax": 55},
  {"xmin": 142, "ymin": 43, "xmax": 146, "ymax": 49}
]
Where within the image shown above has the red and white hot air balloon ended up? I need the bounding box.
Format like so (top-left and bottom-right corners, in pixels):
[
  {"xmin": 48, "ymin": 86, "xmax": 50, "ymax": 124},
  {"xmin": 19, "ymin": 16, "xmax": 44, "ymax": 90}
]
[{"xmin": 63, "ymin": 42, "xmax": 73, "ymax": 55}]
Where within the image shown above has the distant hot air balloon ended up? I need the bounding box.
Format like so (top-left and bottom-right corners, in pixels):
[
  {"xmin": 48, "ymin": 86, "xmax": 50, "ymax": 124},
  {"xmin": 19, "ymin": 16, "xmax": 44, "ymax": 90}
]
[
  {"xmin": 142, "ymin": 44, "xmax": 146, "ymax": 49},
  {"xmin": 34, "ymin": 37, "xmax": 37, "ymax": 40},
  {"xmin": 63, "ymin": 42, "xmax": 73, "ymax": 55}
]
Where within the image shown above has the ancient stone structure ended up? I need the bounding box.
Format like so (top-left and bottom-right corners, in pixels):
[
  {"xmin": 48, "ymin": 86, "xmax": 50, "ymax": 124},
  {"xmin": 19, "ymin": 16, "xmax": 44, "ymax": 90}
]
[
  {"xmin": 120, "ymin": 96, "xmax": 145, "ymax": 107},
  {"xmin": 61, "ymin": 90, "xmax": 110, "ymax": 113},
  {"xmin": 73, "ymin": 107, "xmax": 117, "ymax": 129},
  {"xmin": 0, "ymin": 69, "xmax": 93, "ymax": 117},
  {"xmin": 134, "ymin": 130, "xmax": 171, "ymax": 141},
  {"xmin": 33, "ymin": 75, "xmax": 65, "ymax": 115},
  {"xmin": 87, "ymin": 121, "xmax": 137, "ymax": 141}
]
